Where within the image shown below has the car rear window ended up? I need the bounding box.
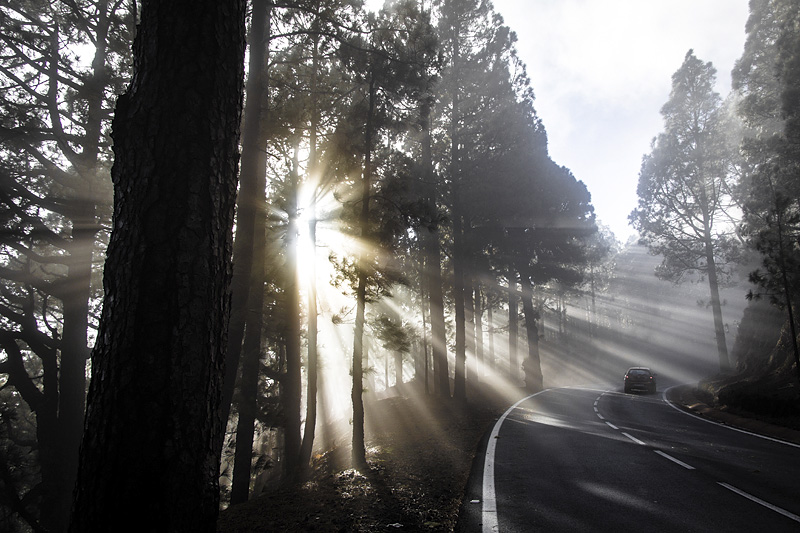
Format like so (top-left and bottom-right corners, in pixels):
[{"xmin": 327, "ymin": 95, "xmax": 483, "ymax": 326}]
[{"xmin": 628, "ymin": 369, "xmax": 649, "ymax": 376}]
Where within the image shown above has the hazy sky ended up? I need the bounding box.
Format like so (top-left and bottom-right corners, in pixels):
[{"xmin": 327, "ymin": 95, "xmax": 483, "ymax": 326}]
[{"xmin": 490, "ymin": 0, "xmax": 750, "ymax": 241}]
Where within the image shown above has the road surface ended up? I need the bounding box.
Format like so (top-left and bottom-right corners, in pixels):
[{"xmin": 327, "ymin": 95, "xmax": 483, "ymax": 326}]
[{"xmin": 459, "ymin": 386, "xmax": 800, "ymax": 532}]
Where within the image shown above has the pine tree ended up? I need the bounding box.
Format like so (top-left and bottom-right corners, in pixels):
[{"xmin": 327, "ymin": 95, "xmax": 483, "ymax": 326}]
[
  {"xmin": 631, "ymin": 50, "xmax": 740, "ymax": 372},
  {"xmin": 69, "ymin": 0, "xmax": 246, "ymax": 529}
]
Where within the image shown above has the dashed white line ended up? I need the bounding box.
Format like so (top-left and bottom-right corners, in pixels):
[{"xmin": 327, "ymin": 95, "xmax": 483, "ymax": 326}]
[
  {"xmin": 598, "ymin": 387, "xmax": 800, "ymax": 524},
  {"xmin": 622, "ymin": 432, "xmax": 646, "ymax": 446},
  {"xmin": 718, "ymin": 482, "xmax": 800, "ymax": 523},
  {"xmin": 653, "ymin": 450, "xmax": 695, "ymax": 470}
]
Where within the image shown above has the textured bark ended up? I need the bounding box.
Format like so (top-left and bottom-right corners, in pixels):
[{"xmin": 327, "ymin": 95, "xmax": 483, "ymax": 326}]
[{"xmin": 69, "ymin": 0, "xmax": 245, "ymax": 530}]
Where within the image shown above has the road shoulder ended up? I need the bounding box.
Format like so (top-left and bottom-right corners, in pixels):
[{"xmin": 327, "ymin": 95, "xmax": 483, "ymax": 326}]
[{"xmin": 666, "ymin": 384, "xmax": 800, "ymax": 446}]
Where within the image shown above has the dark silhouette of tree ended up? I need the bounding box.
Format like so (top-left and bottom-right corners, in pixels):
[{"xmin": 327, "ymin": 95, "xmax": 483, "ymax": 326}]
[
  {"xmin": 228, "ymin": 0, "xmax": 272, "ymax": 506},
  {"xmin": 69, "ymin": 0, "xmax": 246, "ymax": 530},
  {"xmin": 0, "ymin": 1, "xmax": 132, "ymax": 529},
  {"xmin": 733, "ymin": 0, "xmax": 800, "ymax": 380},
  {"xmin": 631, "ymin": 50, "xmax": 739, "ymax": 373}
]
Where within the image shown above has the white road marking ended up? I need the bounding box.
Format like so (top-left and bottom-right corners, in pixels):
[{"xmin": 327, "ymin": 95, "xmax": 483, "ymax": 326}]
[
  {"xmin": 653, "ymin": 450, "xmax": 695, "ymax": 470},
  {"xmin": 482, "ymin": 389, "xmax": 550, "ymax": 533},
  {"xmin": 622, "ymin": 432, "xmax": 646, "ymax": 446},
  {"xmin": 605, "ymin": 421, "xmax": 619, "ymax": 430},
  {"xmin": 718, "ymin": 482, "xmax": 800, "ymax": 523}
]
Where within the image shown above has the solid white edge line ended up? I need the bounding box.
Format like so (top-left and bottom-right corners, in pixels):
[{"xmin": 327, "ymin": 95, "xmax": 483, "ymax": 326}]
[
  {"xmin": 663, "ymin": 386, "xmax": 800, "ymax": 449},
  {"xmin": 653, "ymin": 449, "xmax": 696, "ymax": 470},
  {"xmin": 622, "ymin": 432, "xmax": 646, "ymax": 446},
  {"xmin": 718, "ymin": 482, "xmax": 800, "ymax": 523},
  {"xmin": 482, "ymin": 389, "xmax": 551, "ymax": 533}
]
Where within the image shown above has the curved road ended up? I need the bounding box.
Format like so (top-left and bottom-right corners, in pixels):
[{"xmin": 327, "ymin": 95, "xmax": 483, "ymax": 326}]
[{"xmin": 459, "ymin": 386, "xmax": 800, "ymax": 532}]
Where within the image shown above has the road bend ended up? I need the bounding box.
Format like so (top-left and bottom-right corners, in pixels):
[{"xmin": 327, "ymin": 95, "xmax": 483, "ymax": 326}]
[{"xmin": 460, "ymin": 386, "xmax": 800, "ymax": 532}]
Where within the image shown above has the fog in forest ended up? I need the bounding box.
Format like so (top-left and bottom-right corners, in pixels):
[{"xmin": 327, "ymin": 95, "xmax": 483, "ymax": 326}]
[{"xmin": 2, "ymin": 0, "xmax": 798, "ymax": 531}]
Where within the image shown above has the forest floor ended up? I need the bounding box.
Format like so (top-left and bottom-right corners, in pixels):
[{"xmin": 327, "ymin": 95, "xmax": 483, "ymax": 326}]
[{"xmin": 216, "ymin": 382, "xmax": 512, "ymax": 532}]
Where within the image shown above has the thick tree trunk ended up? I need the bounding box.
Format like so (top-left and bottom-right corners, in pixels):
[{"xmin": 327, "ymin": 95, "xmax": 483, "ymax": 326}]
[{"xmin": 69, "ymin": 0, "xmax": 245, "ymax": 530}]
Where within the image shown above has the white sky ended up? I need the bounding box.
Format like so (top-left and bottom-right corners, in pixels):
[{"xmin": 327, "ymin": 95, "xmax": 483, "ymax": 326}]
[{"xmin": 365, "ymin": 0, "xmax": 751, "ymax": 241}]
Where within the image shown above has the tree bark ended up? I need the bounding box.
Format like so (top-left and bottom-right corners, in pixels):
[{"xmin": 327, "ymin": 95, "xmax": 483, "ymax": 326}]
[{"xmin": 69, "ymin": 0, "xmax": 245, "ymax": 530}]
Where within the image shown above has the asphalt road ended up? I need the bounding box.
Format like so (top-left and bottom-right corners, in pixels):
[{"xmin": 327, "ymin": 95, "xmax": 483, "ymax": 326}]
[{"xmin": 459, "ymin": 386, "xmax": 800, "ymax": 532}]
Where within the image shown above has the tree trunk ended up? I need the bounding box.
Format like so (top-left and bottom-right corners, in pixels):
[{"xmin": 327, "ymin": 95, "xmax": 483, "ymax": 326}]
[
  {"xmin": 508, "ymin": 275, "xmax": 519, "ymax": 382},
  {"xmin": 420, "ymin": 100, "xmax": 449, "ymax": 398},
  {"xmin": 48, "ymin": 3, "xmax": 111, "ymax": 529},
  {"xmin": 228, "ymin": 0, "xmax": 271, "ymax": 505},
  {"xmin": 520, "ymin": 270, "xmax": 543, "ymax": 391},
  {"xmin": 222, "ymin": 0, "xmax": 271, "ymax": 429},
  {"xmin": 487, "ymin": 302, "xmax": 495, "ymax": 370},
  {"xmin": 300, "ymin": 25, "xmax": 321, "ymax": 470},
  {"xmin": 284, "ymin": 144, "xmax": 304, "ymax": 481},
  {"xmin": 450, "ymin": 18, "xmax": 466, "ymax": 401},
  {"xmin": 70, "ymin": 0, "xmax": 245, "ymax": 530},
  {"xmin": 464, "ymin": 263, "xmax": 475, "ymax": 388},
  {"xmin": 452, "ymin": 206, "xmax": 466, "ymax": 400},
  {"xmin": 474, "ymin": 284, "xmax": 483, "ymax": 383},
  {"xmin": 704, "ymin": 231, "xmax": 729, "ymax": 372},
  {"xmin": 352, "ymin": 75, "xmax": 377, "ymax": 469}
]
